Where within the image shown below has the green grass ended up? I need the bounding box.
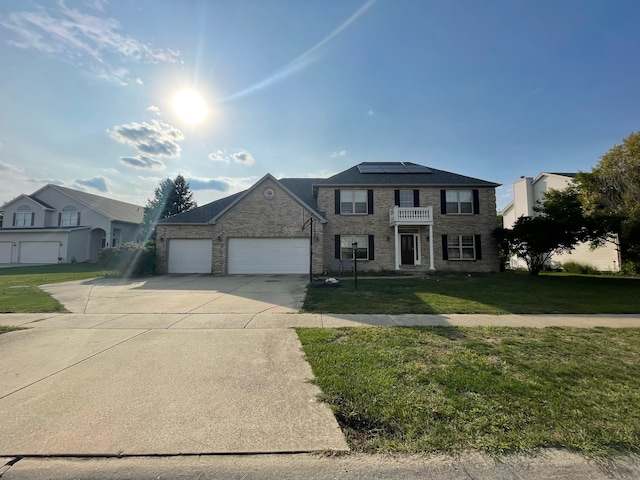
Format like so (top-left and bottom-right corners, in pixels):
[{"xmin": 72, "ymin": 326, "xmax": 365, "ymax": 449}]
[
  {"xmin": 0, "ymin": 325, "xmax": 25, "ymax": 335},
  {"xmin": 297, "ymin": 326, "xmax": 640, "ymax": 458},
  {"xmin": 304, "ymin": 272, "xmax": 640, "ymax": 314},
  {"xmin": 0, "ymin": 263, "xmax": 106, "ymax": 313}
]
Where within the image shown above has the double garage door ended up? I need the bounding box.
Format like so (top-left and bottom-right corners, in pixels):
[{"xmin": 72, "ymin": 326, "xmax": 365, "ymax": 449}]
[
  {"xmin": 20, "ymin": 242, "xmax": 60, "ymax": 263},
  {"xmin": 167, "ymin": 238, "xmax": 309, "ymax": 274}
]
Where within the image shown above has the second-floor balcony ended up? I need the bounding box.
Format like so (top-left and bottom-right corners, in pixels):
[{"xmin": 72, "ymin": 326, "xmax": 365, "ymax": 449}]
[{"xmin": 389, "ymin": 206, "xmax": 433, "ymax": 226}]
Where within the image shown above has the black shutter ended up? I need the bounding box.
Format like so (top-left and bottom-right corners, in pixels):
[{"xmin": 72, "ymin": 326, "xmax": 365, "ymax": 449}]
[
  {"xmin": 367, "ymin": 190, "xmax": 374, "ymax": 214},
  {"xmin": 442, "ymin": 235, "xmax": 449, "ymax": 260},
  {"xmin": 334, "ymin": 235, "xmax": 341, "ymax": 259},
  {"xmin": 77, "ymin": 212, "xmax": 81, "ymax": 226},
  {"xmin": 12, "ymin": 213, "xmax": 16, "ymax": 226},
  {"xmin": 394, "ymin": 190, "xmax": 400, "ymax": 206},
  {"xmin": 368, "ymin": 235, "xmax": 375, "ymax": 260},
  {"xmin": 413, "ymin": 190, "xmax": 420, "ymax": 207},
  {"xmin": 440, "ymin": 190, "xmax": 447, "ymax": 214},
  {"xmin": 58, "ymin": 213, "xmax": 62, "ymax": 226},
  {"xmin": 334, "ymin": 190, "xmax": 340, "ymax": 214},
  {"xmin": 473, "ymin": 189, "xmax": 480, "ymax": 214},
  {"xmin": 31, "ymin": 212, "xmax": 35, "ymax": 226},
  {"xmin": 475, "ymin": 234, "xmax": 482, "ymax": 260}
]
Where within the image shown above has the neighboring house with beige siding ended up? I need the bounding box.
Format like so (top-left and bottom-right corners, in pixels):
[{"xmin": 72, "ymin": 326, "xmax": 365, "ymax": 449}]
[
  {"xmin": 499, "ymin": 173, "xmax": 620, "ymax": 272},
  {"xmin": 156, "ymin": 162, "xmax": 501, "ymax": 275},
  {"xmin": 0, "ymin": 184, "xmax": 143, "ymax": 264}
]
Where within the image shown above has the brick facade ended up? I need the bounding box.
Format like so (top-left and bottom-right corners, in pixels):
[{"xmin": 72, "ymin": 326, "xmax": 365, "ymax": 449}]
[
  {"xmin": 156, "ymin": 165, "xmax": 500, "ymax": 275},
  {"xmin": 318, "ymin": 186, "xmax": 499, "ymax": 273},
  {"xmin": 156, "ymin": 177, "xmax": 324, "ymax": 275}
]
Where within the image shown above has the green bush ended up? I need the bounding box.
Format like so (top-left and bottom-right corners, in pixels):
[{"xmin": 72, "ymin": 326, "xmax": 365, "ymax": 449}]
[
  {"xmin": 561, "ymin": 261, "xmax": 599, "ymax": 275},
  {"xmin": 97, "ymin": 241, "xmax": 155, "ymax": 277}
]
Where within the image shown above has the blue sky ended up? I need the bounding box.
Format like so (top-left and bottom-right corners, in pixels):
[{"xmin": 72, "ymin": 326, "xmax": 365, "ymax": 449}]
[{"xmin": 1, "ymin": 0, "xmax": 639, "ymax": 211}]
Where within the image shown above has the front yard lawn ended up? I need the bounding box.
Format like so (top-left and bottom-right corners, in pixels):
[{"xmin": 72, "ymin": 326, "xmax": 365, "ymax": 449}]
[
  {"xmin": 0, "ymin": 263, "xmax": 106, "ymax": 313},
  {"xmin": 297, "ymin": 326, "xmax": 640, "ymax": 458},
  {"xmin": 303, "ymin": 272, "xmax": 640, "ymax": 314}
]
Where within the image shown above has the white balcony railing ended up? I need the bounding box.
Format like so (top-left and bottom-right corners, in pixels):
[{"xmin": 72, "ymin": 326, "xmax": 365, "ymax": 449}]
[{"xmin": 389, "ymin": 206, "xmax": 433, "ymax": 225}]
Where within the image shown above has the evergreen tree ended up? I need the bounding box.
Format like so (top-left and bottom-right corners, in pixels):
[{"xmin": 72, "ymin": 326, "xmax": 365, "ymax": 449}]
[{"xmin": 140, "ymin": 175, "xmax": 197, "ymax": 241}]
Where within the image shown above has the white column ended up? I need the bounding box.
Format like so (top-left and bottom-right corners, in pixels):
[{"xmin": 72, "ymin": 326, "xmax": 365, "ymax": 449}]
[
  {"xmin": 429, "ymin": 224, "xmax": 435, "ymax": 270},
  {"xmin": 394, "ymin": 224, "xmax": 400, "ymax": 270}
]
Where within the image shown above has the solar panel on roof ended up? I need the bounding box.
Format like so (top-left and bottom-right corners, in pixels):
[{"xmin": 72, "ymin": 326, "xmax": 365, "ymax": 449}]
[
  {"xmin": 357, "ymin": 165, "xmax": 385, "ymax": 173},
  {"xmin": 357, "ymin": 163, "xmax": 433, "ymax": 174}
]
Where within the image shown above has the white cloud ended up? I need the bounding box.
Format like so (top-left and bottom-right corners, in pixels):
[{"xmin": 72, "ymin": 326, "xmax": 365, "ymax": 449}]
[
  {"xmin": 0, "ymin": 159, "xmax": 25, "ymax": 175},
  {"xmin": 119, "ymin": 155, "xmax": 165, "ymax": 170},
  {"xmin": 108, "ymin": 119, "xmax": 184, "ymax": 158},
  {"xmin": 136, "ymin": 78, "xmax": 144, "ymax": 86},
  {"xmin": 147, "ymin": 105, "xmax": 161, "ymax": 115},
  {"xmin": 208, "ymin": 150, "xmax": 229, "ymax": 163},
  {"xmin": 1, "ymin": 3, "xmax": 180, "ymax": 85},
  {"xmin": 366, "ymin": 108, "xmax": 375, "ymax": 116},
  {"xmin": 231, "ymin": 151, "xmax": 255, "ymax": 166},
  {"xmin": 330, "ymin": 150, "xmax": 347, "ymax": 158}
]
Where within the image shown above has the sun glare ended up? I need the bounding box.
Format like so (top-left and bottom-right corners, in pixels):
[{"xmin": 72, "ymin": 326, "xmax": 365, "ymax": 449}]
[{"xmin": 173, "ymin": 89, "xmax": 208, "ymax": 124}]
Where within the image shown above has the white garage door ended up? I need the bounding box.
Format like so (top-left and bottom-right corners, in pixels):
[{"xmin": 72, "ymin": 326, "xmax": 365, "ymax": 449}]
[
  {"xmin": 0, "ymin": 242, "xmax": 12, "ymax": 263},
  {"xmin": 168, "ymin": 239, "xmax": 212, "ymax": 274},
  {"xmin": 19, "ymin": 241, "xmax": 59, "ymax": 264},
  {"xmin": 228, "ymin": 238, "xmax": 309, "ymax": 274}
]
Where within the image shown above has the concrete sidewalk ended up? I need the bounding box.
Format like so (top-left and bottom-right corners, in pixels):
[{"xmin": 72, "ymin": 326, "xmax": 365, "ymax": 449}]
[
  {"xmin": 2, "ymin": 312, "xmax": 640, "ymax": 329},
  {"xmin": 2, "ymin": 451, "xmax": 640, "ymax": 480}
]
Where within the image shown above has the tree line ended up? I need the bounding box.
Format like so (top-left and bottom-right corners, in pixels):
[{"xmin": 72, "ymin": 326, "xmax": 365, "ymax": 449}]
[{"xmin": 496, "ymin": 131, "xmax": 640, "ymax": 276}]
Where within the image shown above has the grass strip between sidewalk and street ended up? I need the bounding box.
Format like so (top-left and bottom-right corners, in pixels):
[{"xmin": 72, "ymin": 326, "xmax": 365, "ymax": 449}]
[
  {"xmin": 297, "ymin": 326, "xmax": 640, "ymax": 458},
  {"xmin": 303, "ymin": 272, "xmax": 640, "ymax": 314},
  {"xmin": 0, "ymin": 263, "xmax": 106, "ymax": 313}
]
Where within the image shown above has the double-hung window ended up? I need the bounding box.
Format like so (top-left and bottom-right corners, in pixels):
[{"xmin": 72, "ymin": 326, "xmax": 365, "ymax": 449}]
[
  {"xmin": 14, "ymin": 205, "xmax": 32, "ymax": 226},
  {"xmin": 340, "ymin": 190, "xmax": 368, "ymax": 214},
  {"xmin": 399, "ymin": 190, "xmax": 414, "ymax": 207},
  {"xmin": 446, "ymin": 190, "xmax": 473, "ymax": 214},
  {"xmin": 340, "ymin": 235, "xmax": 369, "ymax": 260},
  {"xmin": 448, "ymin": 235, "xmax": 476, "ymax": 260},
  {"xmin": 60, "ymin": 205, "xmax": 78, "ymax": 226}
]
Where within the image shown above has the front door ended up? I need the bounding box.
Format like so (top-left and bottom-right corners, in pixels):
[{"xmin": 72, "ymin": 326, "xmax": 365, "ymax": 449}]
[{"xmin": 400, "ymin": 234, "xmax": 414, "ymax": 265}]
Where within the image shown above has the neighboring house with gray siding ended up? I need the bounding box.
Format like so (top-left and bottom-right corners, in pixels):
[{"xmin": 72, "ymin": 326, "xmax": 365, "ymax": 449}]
[
  {"xmin": 0, "ymin": 184, "xmax": 143, "ymax": 264},
  {"xmin": 156, "ymin": 162, "xmax": 501, "ymax": 275}
]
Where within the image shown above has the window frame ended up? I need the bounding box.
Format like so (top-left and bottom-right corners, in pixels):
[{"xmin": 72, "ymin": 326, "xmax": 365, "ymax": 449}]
[
  {"xmin": 399, "ymin": 189, "xmax": 414, "ymax": 208},
  {"xmin": 340, "ymin": 234, "xmax": 369, "ymax": 260},
  {"xmin": 60, "ymin": 205, "xmax": 78, "ymax": 226},
  {"xmin": 447, "ymin": 234, "xmax": 476, "ymax": 260},
  {"xmin": 445, "ymin": 190, "xmax": 473, "ymax": 214},
  {"xmin": 340, "ymin": 190, "xmax": 368, "ymax": 215},
  {"xmin": 15, "ymin": 205, "xmax": 32, "ymax": 226}
]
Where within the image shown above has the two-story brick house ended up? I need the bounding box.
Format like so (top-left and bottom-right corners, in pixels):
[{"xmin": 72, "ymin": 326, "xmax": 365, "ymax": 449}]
[{"xmin": 155, "ymin": 162, "xmax": 500, "ymax": 275}]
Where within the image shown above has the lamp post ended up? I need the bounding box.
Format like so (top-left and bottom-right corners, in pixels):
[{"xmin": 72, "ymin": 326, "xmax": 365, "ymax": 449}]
[{"xmin": 352, "ymin": 241, "xmax": 358, "ymax": 291}]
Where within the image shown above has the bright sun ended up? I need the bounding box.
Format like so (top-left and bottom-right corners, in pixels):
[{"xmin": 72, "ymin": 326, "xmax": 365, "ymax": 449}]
[{"xmin": 172, "ymin": 89, "xmax": 208, "ymax": 124}]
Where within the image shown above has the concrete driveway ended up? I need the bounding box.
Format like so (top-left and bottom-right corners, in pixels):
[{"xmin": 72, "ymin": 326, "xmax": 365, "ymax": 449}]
[{"xmin": 0, "ymin": 275, "xmax": 349, "ymax": 456}]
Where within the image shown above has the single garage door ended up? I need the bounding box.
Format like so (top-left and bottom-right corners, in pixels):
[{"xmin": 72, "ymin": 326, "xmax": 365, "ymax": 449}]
[
  {"xmin": 19, "ymin": 241, "xmax": 59, "ymax": 264},
  {"xmin": 168, "ymin": 239, "xmax": 212, "ymax": 274},
  {"xmin": 0, "ymin": 242, "xmax": 12, "ymax": 263},
  {"xmin": 228, "ymin": 238, "xmax": 309, "ymax": 274}
]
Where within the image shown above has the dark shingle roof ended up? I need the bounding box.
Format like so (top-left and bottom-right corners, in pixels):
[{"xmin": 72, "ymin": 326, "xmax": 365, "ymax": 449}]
[
  {"xmin": 49, "ymin": 185, "xmax": 144, "ymax": 224},
  {"xmin": 158, "ymin": 191, "xmax": 244, "ymax": 224},
  {"xmin": 318, "ymin": 162, "xmax": 500, "ymax": 187},
  {"xmin": 278, "ymin": 178, "xmax": 322, "ymax": 210},
  {"xmin": 548, "ymin": 172, "xmax": 577, "ymax": 178}
]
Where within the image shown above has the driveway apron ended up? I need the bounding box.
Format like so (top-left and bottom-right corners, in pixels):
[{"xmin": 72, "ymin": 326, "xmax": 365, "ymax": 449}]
[{"xmin": 0, "ymin": 275, "xmax": 348, "ymax": 455}]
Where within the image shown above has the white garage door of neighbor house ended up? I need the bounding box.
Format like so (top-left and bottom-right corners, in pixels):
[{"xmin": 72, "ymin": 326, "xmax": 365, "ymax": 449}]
[
  {"xmin": 0, "ymin": 242, "xmax": 12, "ymax": 263},
  {"xmin": 168, "ymin": 239, "xmax": 212, "ymax": 274},
  {"xmin": 19, "ymin": 241, "xmax": 59, "ymax": 264},
  {"xmin": 228, "ymin": 238, "xmax": 309, "ymax": 274}
]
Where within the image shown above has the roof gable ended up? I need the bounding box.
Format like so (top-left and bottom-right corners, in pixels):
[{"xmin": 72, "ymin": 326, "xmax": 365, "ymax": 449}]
[
  {"xmin": 1, "ymin": 194, "xmax": 55, "ymax": 210},
  {"xmin": 34, "ymin": 184, "xmax": 144, "ymax": 224}
]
